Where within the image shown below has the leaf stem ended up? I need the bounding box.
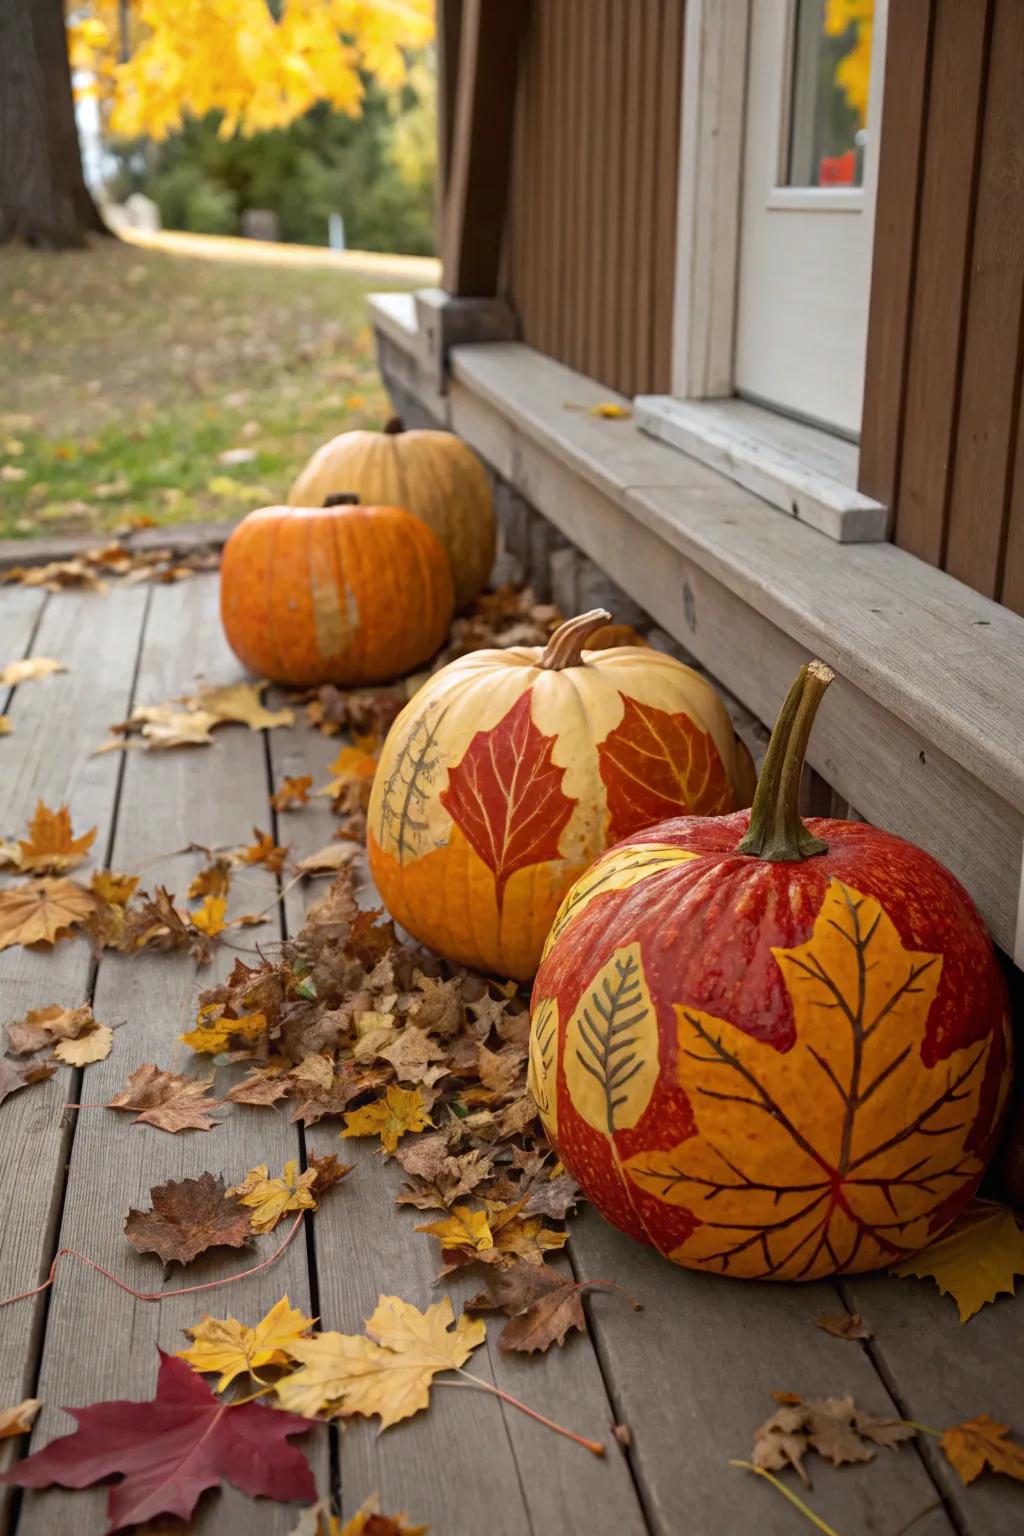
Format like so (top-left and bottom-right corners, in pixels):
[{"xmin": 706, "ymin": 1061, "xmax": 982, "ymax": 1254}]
[
  {"xmin": 729, "ymin": 1461, "xmax": 843, "ymax": 1535},
  {"xmin": 0, "ymin": 1212, "xmax": 303, "ymax": 1310},
  {"xmin": 899, "ymin": 1419, "xmax": 941, "ymax": 1438},
  {"xmin": 446, "ymin": 1369, "xmax": 606, "ymax": 1455}
]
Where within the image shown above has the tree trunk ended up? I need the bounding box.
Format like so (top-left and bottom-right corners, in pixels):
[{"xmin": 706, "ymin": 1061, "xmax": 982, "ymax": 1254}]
[{"xmin": 0, "ymin": 0, "xmax": 112, "ymax": 248}]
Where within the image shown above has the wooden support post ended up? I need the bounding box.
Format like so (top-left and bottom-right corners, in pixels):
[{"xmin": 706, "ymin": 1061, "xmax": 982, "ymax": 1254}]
[{"xmin": 441, "ymin": 0, "xmax": 528, "ymax": 297}]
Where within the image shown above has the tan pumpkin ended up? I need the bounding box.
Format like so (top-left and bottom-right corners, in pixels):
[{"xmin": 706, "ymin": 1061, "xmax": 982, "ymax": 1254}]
[
  {"xmin": 367, "ymin": 609, "xmax": 752, "ymax": 979},
  {"xmin": 288, "ymin": 420, "xmax": 495, "ymax": 609},
  {"xmin": 220, "ymin": 496, "xmax": 453, "ymax": 687}
]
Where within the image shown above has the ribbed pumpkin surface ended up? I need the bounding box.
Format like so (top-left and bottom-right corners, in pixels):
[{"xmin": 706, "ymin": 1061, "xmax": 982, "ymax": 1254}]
[
  {"xmin": 220, "ymin": 503, "xmax": 453, "ymax": 687},
  {"xmin": 288, "ymin": 427, "xmax": 495, "ymax": 609}
]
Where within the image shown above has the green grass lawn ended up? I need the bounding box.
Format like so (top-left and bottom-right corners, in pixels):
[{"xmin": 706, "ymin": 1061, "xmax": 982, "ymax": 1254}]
[{"xmin": 0, "ymin": 238, "xmax": 417, "ymax": 540}]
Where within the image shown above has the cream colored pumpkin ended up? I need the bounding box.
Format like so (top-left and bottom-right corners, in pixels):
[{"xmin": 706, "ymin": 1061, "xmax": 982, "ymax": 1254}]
[
  {"xmin": 367, "ymin": 610, "xmax": 751, "ymax": 979},
  {"xmin": 288, "ymin": 422, "xmax": 495, "ymax": 608}
]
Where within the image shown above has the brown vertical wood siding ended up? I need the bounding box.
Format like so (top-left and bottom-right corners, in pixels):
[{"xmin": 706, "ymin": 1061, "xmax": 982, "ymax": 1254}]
[
  {"xmin": 860, "ymin": 0, "xmax": 1024, "ymax": 614},
  {"xmin": 505, "ymin": 0, "xmax": 685, "ymax": 397}
]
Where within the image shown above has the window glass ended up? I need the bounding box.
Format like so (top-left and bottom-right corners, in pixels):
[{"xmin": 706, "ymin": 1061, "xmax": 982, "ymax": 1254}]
[{"xmin": 786, "ymin": 0, "xmax": 874, "ymax": 188}]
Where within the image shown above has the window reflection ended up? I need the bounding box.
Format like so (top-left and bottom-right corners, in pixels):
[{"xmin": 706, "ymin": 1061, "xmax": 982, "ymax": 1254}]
[{"xmin": 786, "ymin": 0, "xmax": 873, "ymax": 188}]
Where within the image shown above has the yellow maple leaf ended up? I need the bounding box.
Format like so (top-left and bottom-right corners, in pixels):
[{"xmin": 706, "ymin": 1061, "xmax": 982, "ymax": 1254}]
[
  {"xmin": 190, "ymin": 894, "xmax": 227, "ymax": 936},
  {"xmin": 316, "ymin": 744, "xmax": 378, "ymax": 799},
  {"xmin": 415, "ymin": 1205, "xmax": 494, "ymax": 1253},
  {"xmin": 487, "ymin": 1203, "xmax": 570, "ymax": 1266},
  {"xmin": 340, "ymin": 1085, "xmax": 432, "ymax": 1154},
  {"xmin": 226, "ymin": 1159, "xmax": 318, "ymax": 1233},
  {"xmin": 338, "ymin": 1494, "xmax": 428, "ymax": 1536},
  {"xmin": 17, "ymin": 801, "xmax": 97, "ymax": 874},
  {"xmin": 0, "ymin": 715, "xmax": 11, "ymax": 735},
  {"xmin": 0, "ymin": 1398, "xmax": 41, "ymax": 1441},
  {"xmin": 892, "ymin": 1201, "xmax": 1024, "ymax": 1322},
  {"xmin": 178, "ymin": 1294, "xmax": 314, "ymax": 1393},
  {"xmin": 941, "ymin": 1413, "xmax": 1024, "ymax": 1484},
  {"xmin": 623, "ymin": 878, "xmax": 997, "ymax": 1280},
  {"xmin": 90, "ymin": 870, "xmax": 139, "ymax": 907},
  {"xmin": 188, "ymin": 859, "xmax": 231, "ymax": 900},
  {"xmin": 271, "ymin": 774, "xmax": 313, "ymax": 810},
  {"xmin": 237, "ymin": 827, "xmax": 288, "ymax": 873},
  {"xmin": 180, "ymin": 1009, "xmax": 266, "ymax": 1055},
  {"xmin": 274, "ymin": 1295, "xmax": 484, "ymax": 1428},
  {"xmin": 0, "ymin": 877, "xmax": 96, "ymax": 951}
]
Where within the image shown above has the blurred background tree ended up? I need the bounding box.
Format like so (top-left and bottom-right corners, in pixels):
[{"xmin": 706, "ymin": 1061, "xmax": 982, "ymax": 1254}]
[{"xmin": 1, "ymin": 0, "xmax": 435, "ymax": 251}]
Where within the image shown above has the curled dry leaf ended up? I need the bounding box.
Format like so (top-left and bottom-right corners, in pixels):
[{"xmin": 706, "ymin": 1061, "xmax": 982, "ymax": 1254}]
[
  {"xmin": 179, "ymin": 1294, "xmax": 315, "ymax": 1392},
  {"xmin": 813, "ymin": 1312, "xmax": 873, "ymax": 1342},
  {"xmin": 6, "ymin": 1002, "xmax": 96, "ymax": 1055},
  {"xmin": 292, "ymin": 1492, "xmax": 428, "ymax": 1536},
  {"xmin": 0, "ymin": 876, "xmax": 96, "ymax": 952},
  {"xmin": 106, "ymin": 1063, "xmax": 219, "ymax": 1132},
  {"xmin": 0, "ymin": 1056, "xmax": 57, "ymax": 1107},
  {"xmin": 124, "ymin": 1172, "xmax": 253, "ymax": 1266},
  {"xmin": 892, "ymin": 1201, "xmax": 1024, "ymax": 1322},
  {"xmin": 227, "ymin": 1159, "xmax": 318, "ymax": 1233},
  {"xmin": 466, "ymin": 1259, "xmax": 642, "ymax": 1355},
  {"xmin": 189, "ymin": 894, "xmax": 228, "ymax": 935},
  {"xmin": 237, "ymin": 827, "xmax": 288, "ymax": 873},
  {"xmin": 0, "ymin": 657, "xmax": 65, "ymax": 686},
  {"xmin": 0, "ymin": 715, "xmax": 10, "ymax": 735},
  {"xmin": 274, "ymin": 1295, "xmax": 485, "ymax": 1429},
  {"xmin": 0, "ymin": 1399, "xmax": 41, "ymax": 1440},
  {"xmin": 340, "ymin": 1085, "xmax": 433, "ymax": 1154},
  {"xmin": 90, "ymin": 871, "xmax": 139, "ymax": 907},
  {"xmin": 941, "ymin": 1413, "xmax": 1024, "ymax": 1484},
  {"xmin": 225, "ymin": 1067, "xmax": 292, "ymax": 1107},
  {"xmin": 188, "ymin": 858, "xmax": 231, "ymax": 900},
  {"xmin": 752, "ymin": 1392, "xmax": 916, "ymax": 1487},
  {"xmin": 295, "ymin": 840, "xmax": 362, "ymax": 876},
  {"xmin": 272, "ymin": 775, "xmax": 313, "ymax": 810},
  {"xmin": 0, "ymin": 1351, "xmax": 317, "ymax": 1531}
]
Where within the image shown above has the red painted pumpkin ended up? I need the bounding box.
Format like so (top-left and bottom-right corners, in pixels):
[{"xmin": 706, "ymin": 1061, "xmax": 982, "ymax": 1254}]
[
  {"xmin": 530, "ymin": 661, "xmax": 1011, "ymax": 1280},
  {"xmin": 220, "ymin": 497, "xmax": 453, "ymax": 687},
  {"xmin": 367, "ymin": 610, "xmax": 752, "ymax": 980}
]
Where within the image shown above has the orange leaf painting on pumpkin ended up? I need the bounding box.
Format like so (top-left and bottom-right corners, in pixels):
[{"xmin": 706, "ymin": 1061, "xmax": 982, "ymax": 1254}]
[
  {"xmin": 598, "ymin": 696, "xmax": 734, "ymax": 841},
  {"xmin": 440, "ymin": 691, "xmax": 576, "ymax": 911},
  {"xmin": 532, "ymin": 662, "xmax": 1011, "ymax": 1280},
  {"xmin": 368, "ymin": 611, "xmax": 752, "ymax": 979}
]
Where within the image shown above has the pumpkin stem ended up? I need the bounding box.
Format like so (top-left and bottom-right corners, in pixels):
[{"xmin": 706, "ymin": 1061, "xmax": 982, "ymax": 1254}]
[
  {"xmin": 323, "ymin": 493, "xmax": 360, "ymax": 507},
  {"xmin": 384, "ymin": 416, "xmax": 405, "ymax": 435},
  {"xmin": 737, "ymin": 659, "xmax": 835, "ymax": 862},
  {"xmin": 539, "ymin": 609, "xmax": 612, "ymax": 670}
]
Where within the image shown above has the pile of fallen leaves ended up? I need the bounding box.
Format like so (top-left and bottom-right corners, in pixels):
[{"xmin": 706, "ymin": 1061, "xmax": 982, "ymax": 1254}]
[{"xmin": 0, "ymin": 539, "xmax": 220, "ymax": 593}]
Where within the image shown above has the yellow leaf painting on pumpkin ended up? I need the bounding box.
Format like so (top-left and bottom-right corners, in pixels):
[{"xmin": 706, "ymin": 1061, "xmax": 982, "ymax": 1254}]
[
  {"xmin": 527, "ymin": 994, "xmax": 558, "ymax": 1138},
  {"xmin": 626, "ymin": 879, "xmax": 999, "ymax": 1280},
  {"xmin": 564, "ymin": 943, "xmax": 659, "ymax": 1136},
  {"xmin": 543, "ymin": 842, "xmax": 697, "ymax": 957}
]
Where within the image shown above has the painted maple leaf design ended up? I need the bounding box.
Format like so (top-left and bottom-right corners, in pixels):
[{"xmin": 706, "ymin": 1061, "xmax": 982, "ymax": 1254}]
[
  {"xmin": 597, "ymin": 695, "xmax": 733, "ymax": 841},
  {"xmin": 625, "ymin": 879, "xmax": 996, "ymax": 1280},
  {"xmin": 440, "ymin": 690, "xmax": 576, "ymax": 910}
]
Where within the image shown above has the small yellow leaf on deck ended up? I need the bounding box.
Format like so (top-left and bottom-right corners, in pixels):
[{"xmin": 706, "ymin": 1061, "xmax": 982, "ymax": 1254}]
[{"xmin": 892, "ymin": 1201, "xmax": 1024, "ymax": 1322}]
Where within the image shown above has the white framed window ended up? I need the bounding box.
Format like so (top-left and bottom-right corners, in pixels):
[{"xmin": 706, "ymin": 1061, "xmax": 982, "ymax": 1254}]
[{"xmin": 638, "ymin": 0, "xmax": 891, "ymax": 543}]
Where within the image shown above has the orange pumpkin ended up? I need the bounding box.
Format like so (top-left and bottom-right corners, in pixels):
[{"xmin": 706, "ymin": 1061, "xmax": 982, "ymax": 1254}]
[
  {"xmin": 220, "ymin": 497, "xmax": 453, "ymax": 687},
  {"xmin": 367, "ymin": 609, "xmax": 751, "ymax": 980},
  {"xmin": 530, "ymin": 661, "xmax": 1011, "ymax": 1281},
  {"xmin": 288, "ymin": 420, "xmax": 495, "ymax": 609}
]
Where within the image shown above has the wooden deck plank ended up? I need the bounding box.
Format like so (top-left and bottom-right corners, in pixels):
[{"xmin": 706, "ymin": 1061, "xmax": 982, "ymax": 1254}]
[
  {"xmin": 0, "ymin": 586, "xmax": 47, "ymax": 666},
  {"xmin": 267, "ymin": 714, "xmax": 650, "ymax": 1534},
  {"xmin": 0, "ymin": 587, "xmax": 148, "ymax": 1499},
  {"xmin": 15, "ymin": 578, "xmax": 323, "ymax": 1535},
  {"xmin": 569, "ymin": 1210, "xmax": 954, "ymax": 1536},
  {"xmin": 844, "ymin": 1271, "xmax": 1024, "ymax": 1535}
]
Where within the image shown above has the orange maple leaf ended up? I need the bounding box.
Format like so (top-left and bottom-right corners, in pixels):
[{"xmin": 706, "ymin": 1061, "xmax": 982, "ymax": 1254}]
[
  {"xmin": 623, "ymin": 878, "xmax": 1000, "ymax": 1280},
  {"xmin": 17, "ymin": 800, "xmax": 97, "ymax": 873},
  {"xmin": 597, "ymin": 695, "xmax": 733, "ymax": 841},
  {"xmin": 238, "ymin": 828, "xmax": 287, "ymax": 873},
  {"xmin": 440, "ymin": 690, "xmax": 576, "ymax": 909}
]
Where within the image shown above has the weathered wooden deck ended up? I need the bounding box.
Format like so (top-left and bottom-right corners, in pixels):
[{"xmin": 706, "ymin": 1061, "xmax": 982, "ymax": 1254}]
[{"xmin": 1, "ymin": 572, "xmax": 1021, "ymax": 1536}]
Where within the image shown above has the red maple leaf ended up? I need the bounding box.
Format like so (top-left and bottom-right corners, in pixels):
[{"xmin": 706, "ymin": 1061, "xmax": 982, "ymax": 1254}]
[
  {"xmin": 441, "ymin": 689, "xmax": 576, "ymax": 909},
  {"xmin": 1, "ymin": 1351, "xmax": 316, "ymax": 1532},
  {"xmin": 598, "ymin": 694, "xmax": 733, "ymax": 842}
]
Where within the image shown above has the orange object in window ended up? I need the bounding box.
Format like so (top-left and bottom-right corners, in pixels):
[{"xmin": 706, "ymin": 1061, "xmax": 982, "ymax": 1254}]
[{"xmin": 819, "ymin": 149, "xmax": 856, "ymax": 185}]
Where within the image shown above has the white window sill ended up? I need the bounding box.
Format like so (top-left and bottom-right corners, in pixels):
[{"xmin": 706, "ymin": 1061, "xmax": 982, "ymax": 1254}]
[{"xmin": 634, "ymin": 395, "xmax": 888, "ymax": 543}]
